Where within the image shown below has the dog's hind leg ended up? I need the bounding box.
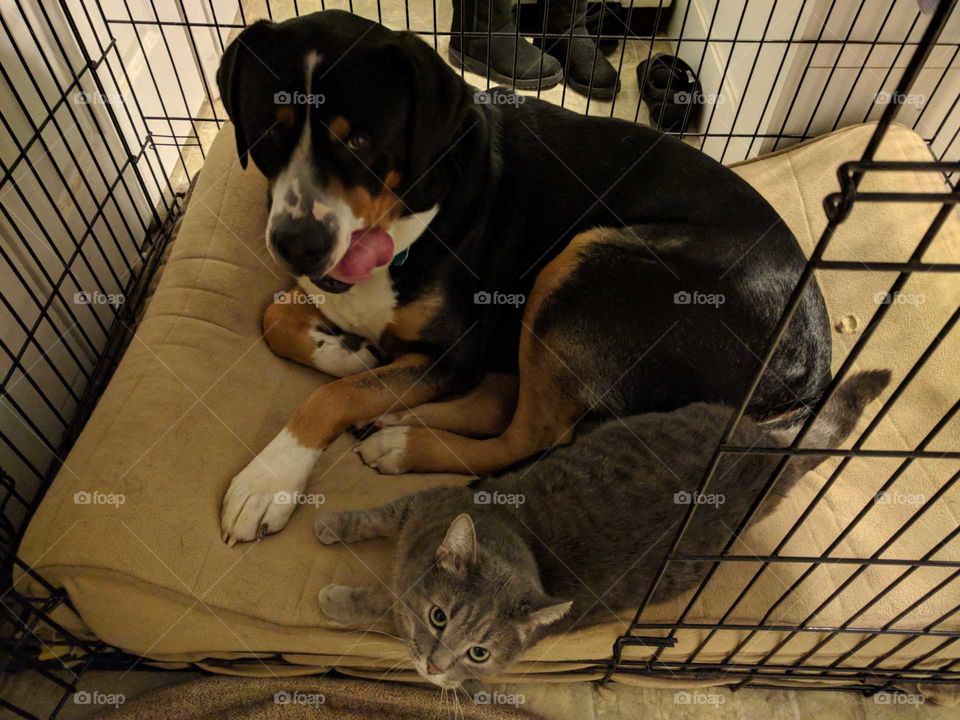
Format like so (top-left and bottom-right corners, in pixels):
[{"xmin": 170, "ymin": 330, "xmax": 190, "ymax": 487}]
[
  {"xmin": 374, "ymin": 373, "xmax": 518, "ymax": 438},
  {"xmin": 356, "ymin": 231, "xmax": 615, "ymax": 475}
]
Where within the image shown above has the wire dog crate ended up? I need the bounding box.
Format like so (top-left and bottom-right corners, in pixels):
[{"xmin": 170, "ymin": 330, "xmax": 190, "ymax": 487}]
[{"xmin": 2, "ymin": 0, "xmax": 959, "ymax": 718}]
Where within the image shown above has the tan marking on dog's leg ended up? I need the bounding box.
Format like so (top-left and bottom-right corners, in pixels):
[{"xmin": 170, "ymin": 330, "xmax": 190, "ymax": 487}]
[
  {"xmin": 263, "ymin": 287, "xmax": 329, "ymax": 367},
  {"xmin": 287, "ymin": 353, "xmax": 446, "ymax": 448},
  {"xmin": 358, "ymin": 231, "xmax": 609, "ymax": 475},
  {"xmin": 378, "ymin": 373, "xmax": 518, "ymax": 438}
]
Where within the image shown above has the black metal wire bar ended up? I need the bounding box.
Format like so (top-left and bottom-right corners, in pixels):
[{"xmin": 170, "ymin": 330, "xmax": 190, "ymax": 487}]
[
  {"xmin": 608, "ymin": 0, "xmax": 638, "ymax": 118},
  {"xmin": 174, "ymin": 0, "xmax": 221, "ymax": 126},
  {"xmin": 717, "ymin": 0, "xmax": 777, "ymax": 163},
  {"xmin": 743, "ymin": 1, "xmax": 807, "ymax": 158},
  {"xmin": 826, "ymin": 533, "xmax": 960, "ymax": 669},
  {"xmin": 771, "ymin": 0, "xmax": 839, "ymax": 151},
  {"xmin": 716, "ymin": 446, "xmax": 960, "ymax": 460},
  {"xmin": 676, "ymin": 0, "xmax": 721, "ymax": 143},
  {"xmin": 828, "ymin": 0, "xmax": 898, "ymax": 134},
  {"xmin": 669, "ymin": 554, "xmax": 960, "ymax": 568},
  {"xmin": 629, "ymin": 621, "xmax": 960, "ymax": 638},
  {"xmin": 0, "ymin": 10, "xmax": 136, "ymax": 280},
  {"xmin": 144, "ymin": 0, "xmax": 207, "ymax": 162},
  {"xmin": 73, "ymin": 0, "xmax": 176, "ymax": 223},
  {"xmin": 702, "ymin": 302, "xmax": 960, "ymax": 667},
  {"xmin": 784, "ymin": 469, "xmax": 960, "ymax": 670},
  {"xmin": 0, "ymin": 339, "xmax": 71, "ymax": 428},
  {"xmin": 817, "ymin": 260, "xmax": 960, "ymax": 271},
  {"xmin": 798, "ymin": 0, "xmax": 870, "ymax": 141},
  {"xmin": 605, "ymin": 0, "xmax": 960, "ymax": 684},
  {"xmin": 119, "ymin": 0, "xmax": 191, "ymax": 185},
  {"xmin": 17, "ymin": 0, "xmax": 148, "ymax": 246},
  {"xmin": 616, "ymin": 657, "xmax": 960, "ymax": 679},
  {"xmin": 860, "ymin": 11, "xmax": 922, "ymax": 126},
  {"xmin": 652, "ymin": 0, "xmax": 697, "ymax": 130}
]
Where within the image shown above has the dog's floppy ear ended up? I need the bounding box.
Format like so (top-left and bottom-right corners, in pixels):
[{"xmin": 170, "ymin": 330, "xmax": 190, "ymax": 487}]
[
  {"xmin": 391, "ymin": 32, "xmax": 472, "ymax": 179},
  {"xmin": 217, "ymin": 21, "xmax": 273, "ymax": 169}
]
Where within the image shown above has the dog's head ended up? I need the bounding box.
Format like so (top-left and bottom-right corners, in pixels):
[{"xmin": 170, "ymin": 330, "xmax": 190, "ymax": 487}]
[{"xmin": 217, "ymin": 11, "xmax": 471, "ymax": 292}]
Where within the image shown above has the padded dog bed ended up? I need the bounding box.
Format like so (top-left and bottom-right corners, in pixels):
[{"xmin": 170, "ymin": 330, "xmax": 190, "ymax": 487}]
[{"xmin": 16, "ymin": 122, "xmax": 960, "ymax": 686}]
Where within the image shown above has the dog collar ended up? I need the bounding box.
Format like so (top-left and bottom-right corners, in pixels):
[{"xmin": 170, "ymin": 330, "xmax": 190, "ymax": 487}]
[{"xmin": 391, "ymin": 248, "xmax": 410, "ymax": 268}]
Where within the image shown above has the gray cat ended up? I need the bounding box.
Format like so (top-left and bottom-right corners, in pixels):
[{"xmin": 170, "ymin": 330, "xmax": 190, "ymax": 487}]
[{"xmin": 315, "ymin": 370, "xmax": 889, "ymax": 689}]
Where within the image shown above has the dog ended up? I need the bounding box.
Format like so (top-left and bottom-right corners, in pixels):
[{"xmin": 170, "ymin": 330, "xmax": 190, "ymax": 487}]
[{"xmin": 216, "ymin": 10, "xmax": 832, "ymax": 544}]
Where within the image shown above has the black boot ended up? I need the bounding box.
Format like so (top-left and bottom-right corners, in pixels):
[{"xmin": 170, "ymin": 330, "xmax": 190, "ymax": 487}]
[
  {"xmin": 540, "ymin": 0, "xmax": 619, "ymax": 99},
  {"xmin": 449, "ymin": 0, "xmax": 563, "ymax": 90}
]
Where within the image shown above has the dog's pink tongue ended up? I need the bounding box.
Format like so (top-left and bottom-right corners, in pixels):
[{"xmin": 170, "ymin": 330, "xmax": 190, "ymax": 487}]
[{"xmin": 328, "ymin": 229, "xmax": 394, "ymax": 283}]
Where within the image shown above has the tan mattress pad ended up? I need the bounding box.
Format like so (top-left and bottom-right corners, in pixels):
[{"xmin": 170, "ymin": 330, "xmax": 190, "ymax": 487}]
[{"xmin": 16, "ymin": 122, "xmax": 960, "ymax": 685}]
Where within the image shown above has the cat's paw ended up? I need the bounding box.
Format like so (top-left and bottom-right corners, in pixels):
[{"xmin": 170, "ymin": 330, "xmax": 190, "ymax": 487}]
[
  {"xmin": 315, "ymin": 511, "xmax": 349, "ymax": 544},
  {"xmin": 356, "ymin": 427, "xmax": 409, "ymax": 474},
  {"xmin": 318, "ymin": 585, "xmax": 389, "ymax": 626}
]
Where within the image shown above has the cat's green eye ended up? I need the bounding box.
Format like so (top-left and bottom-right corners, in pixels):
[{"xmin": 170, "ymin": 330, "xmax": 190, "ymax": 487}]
[
  {"xmin": 468, "ymin": 646, "xmax": 490, "ymax": 663},
  {"xmin": 428, "ymin": 606, "xmax": 447, "ymax": 629}
]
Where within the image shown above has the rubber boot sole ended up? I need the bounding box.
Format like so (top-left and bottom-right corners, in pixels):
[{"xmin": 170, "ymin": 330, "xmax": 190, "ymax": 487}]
[{"xmin": 448, "ymin": 45, "xmax": 563, "ymax": 91}]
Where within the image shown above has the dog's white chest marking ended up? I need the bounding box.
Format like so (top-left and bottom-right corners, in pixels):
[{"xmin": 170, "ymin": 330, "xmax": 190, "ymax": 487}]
[{"xmin": 296, "ymin": 206, "xmax": 439, "ymax": 343}]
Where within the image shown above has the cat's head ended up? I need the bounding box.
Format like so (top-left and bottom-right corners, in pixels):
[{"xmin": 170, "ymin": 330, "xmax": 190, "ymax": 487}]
[{"xmin": 394, "ymin": 513, "xmax": 572, "ymax": 689}]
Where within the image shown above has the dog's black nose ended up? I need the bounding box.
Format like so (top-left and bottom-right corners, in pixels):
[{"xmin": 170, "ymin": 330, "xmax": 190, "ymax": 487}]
[{"xmin": 269, "ymin": 213, "xmax": 339, "ymax": 276}]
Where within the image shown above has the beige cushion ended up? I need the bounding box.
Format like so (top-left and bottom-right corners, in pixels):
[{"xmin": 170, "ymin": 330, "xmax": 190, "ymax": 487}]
[{"xmin": 17, "ymin": 122, "xmax": 960, "ymax": 685}]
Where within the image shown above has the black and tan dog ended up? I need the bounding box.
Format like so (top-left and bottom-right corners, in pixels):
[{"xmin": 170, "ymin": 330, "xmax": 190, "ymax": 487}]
[{"xmin": 216, "ymin": 10, "xmax": 831, "ymax": 544}]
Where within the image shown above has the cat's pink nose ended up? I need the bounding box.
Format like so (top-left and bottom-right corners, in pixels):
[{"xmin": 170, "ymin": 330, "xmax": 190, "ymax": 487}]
[{"xmin": 426, "ymin": 662, "xmax": 441, "ymax": 675}]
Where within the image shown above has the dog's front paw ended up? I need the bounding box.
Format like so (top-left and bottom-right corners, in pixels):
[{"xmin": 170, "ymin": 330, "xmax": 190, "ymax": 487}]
[
  {"xmin": 356, "ymin": 427, "xmax": 409, "ymax": 474},
  {"xmin": 220, "ymin": 430, "xmax": 320, "ymax": 545},
  {"xmin": 310, "ymin": 327, "xmax": 380, "ymax": 377}
]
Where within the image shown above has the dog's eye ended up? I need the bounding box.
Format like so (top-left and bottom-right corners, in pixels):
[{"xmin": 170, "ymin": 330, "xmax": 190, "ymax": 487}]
[
  {"xmin": 428, "ymin": 605, "xmax": 447, "ymax": 629},
  {"xmin": 346, "ymin": 133, "xmax": 371, "ymax": 152},
  {"xmin": 468, "ymin": 646, "xmax": 490, "ymax": 662}
]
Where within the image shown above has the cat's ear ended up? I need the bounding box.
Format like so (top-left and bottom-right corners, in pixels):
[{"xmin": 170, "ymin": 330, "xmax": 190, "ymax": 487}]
[
  {"xmin": 527, "ymin": 597, "xmax": 573, "ymax": 630},
  {"xmin": 436, "ymin": 513, "xmax": 476, "ymax": 577}
]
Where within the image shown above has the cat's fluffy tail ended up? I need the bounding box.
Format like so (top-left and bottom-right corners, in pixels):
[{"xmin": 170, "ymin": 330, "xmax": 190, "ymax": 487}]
[{"xmin": 773, "ymin": 369, "xmax": 892, "ymax": 474}]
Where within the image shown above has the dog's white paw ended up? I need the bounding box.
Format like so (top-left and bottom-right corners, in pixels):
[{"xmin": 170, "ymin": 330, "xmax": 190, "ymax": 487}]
[
  {"xmin": 356, "ymin": 427, "xmax": 409, "ymax": 474},
  {"xmin": 376, "ymin": 411, "xmax": 418, "ymax": 428},
  {"xmin": 310, "ymin": 328, "xmax": 379, "ymax": 377},
  {"xmin": 221, "ymin": 429, "xmax": 320, "ymax": 545}
]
